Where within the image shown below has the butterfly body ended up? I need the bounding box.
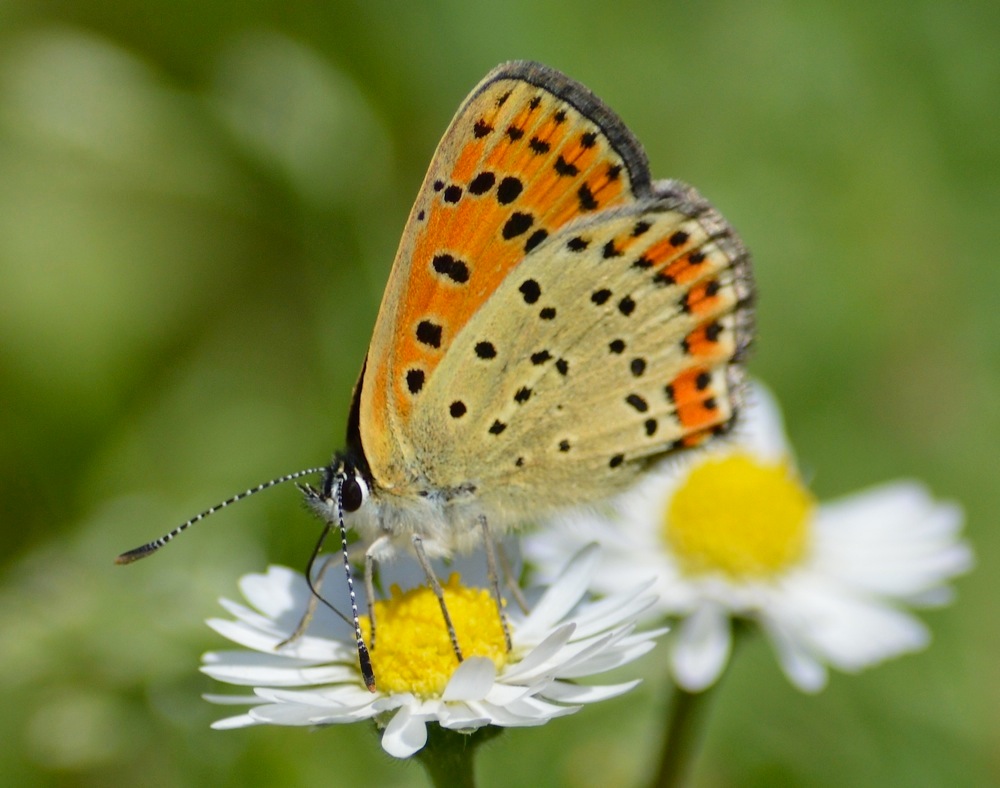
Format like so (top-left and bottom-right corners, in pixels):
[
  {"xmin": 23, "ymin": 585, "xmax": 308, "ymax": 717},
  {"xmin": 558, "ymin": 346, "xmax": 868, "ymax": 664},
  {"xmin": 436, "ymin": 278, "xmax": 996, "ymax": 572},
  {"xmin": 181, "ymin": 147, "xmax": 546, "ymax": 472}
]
[{"xmin": 313, "ymin": 61, "xmax": 753, "ymax": 559}]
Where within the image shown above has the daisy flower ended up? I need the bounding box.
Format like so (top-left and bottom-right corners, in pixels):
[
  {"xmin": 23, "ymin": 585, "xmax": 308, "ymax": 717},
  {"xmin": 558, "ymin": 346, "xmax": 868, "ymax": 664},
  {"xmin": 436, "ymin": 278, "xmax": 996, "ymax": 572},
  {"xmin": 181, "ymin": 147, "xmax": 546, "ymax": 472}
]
[
  {"xmin": 201, "ymin": 544, "xmax": 660, "ymax": 758},
  {"xmin": 526, "ymin": 382, "xmax": 972, "ymax": 693}
]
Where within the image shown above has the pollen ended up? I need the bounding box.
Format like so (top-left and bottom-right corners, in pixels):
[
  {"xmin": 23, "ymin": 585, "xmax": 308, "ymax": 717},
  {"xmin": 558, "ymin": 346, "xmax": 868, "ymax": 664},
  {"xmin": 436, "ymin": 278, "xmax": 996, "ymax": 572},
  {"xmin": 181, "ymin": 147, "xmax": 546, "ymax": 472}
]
[
  {"xmin": 663, "ymin": 454, "xmax": 813, "ymax": 579},
  {"xmin": 359, "ymin": 575, "xmax": 509, "ymax": 698}
]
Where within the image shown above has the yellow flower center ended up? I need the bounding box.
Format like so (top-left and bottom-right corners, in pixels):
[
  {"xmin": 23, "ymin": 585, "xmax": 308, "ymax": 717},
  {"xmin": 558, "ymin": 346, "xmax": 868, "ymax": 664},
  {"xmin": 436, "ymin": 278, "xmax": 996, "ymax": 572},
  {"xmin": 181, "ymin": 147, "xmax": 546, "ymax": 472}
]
[
  {"xmin": 664, "ymin": 453, "xmax": 813, "ymax": 579},
  {"xmin": 359, "ymin": 574, "xmax": 509, "ymax": 698}
]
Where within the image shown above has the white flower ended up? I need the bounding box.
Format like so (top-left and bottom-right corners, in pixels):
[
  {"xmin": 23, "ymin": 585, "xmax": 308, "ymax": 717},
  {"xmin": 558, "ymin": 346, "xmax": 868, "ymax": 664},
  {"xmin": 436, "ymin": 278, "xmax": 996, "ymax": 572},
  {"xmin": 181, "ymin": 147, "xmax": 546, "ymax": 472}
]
[
  {"xmin": 526, "ymin": 382, "xmax": 972, "ymax": 693},
  {"xmin": 202, "ymin": 545, "xmax": 660, "ymax": 758}
]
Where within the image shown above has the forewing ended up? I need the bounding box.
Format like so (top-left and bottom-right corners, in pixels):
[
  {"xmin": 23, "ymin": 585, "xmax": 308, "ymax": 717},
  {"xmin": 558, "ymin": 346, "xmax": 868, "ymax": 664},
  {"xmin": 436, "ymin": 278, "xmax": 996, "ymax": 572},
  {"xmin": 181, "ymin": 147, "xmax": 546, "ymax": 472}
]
[{"xmin": 358, "ymin": 62, "xmax": 654, "ymax": 489}]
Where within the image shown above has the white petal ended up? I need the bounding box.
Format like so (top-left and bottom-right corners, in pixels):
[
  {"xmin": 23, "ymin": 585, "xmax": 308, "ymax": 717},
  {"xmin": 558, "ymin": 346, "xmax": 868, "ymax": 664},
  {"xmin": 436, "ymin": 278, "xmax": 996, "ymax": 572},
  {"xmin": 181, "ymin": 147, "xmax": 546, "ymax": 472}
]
[
  {"xmin": 502, "ymin": 695, "xmax": 580, "ymax": 723},
  {"xmin": 206, "ymin": 617, "xmax": 353, "ymax": 662},
  {"xmin": 203, "ymin": 649, "xmax": 318, "ymax": 669},
  {"xmin": 534, "ymin": 631, "xmax": 617, "ymax": 677},
  {"xmin": 201, "ymin": 661, "xmax": 356, "ymax": 687},
  {"xmin": 550, "ymin": 628, "xmax": 659, "ymax": 679},
  {"xmin": 477, "ymin": 700, "xmax": 548, "ymax": 726},
  {"xmin": 736, "ymin": 381, "xmax": 793, "ymax": 462},
  {"xmin": 761, "ymin": 618, "xmax": 828, "ymax": 693},
  {"xmin": 814, "ymin": 483, "xmax": 971, "ymax": 599},
  {"xmin": 485, "ymin": 680, "xmax": 545, "ymax": 706},
  {"xmin": 500, "ymin": 624, "xmax": 575, "ymax": 681},
  {"xmin": 239, "ymin": 566, "xmax": 302, "ymax": 618},
  {"xmin": 381, "ymin": 706, "xmax": 428, "ymax": 758},
  {"xmin": 831, "ymin": 607, "xmax": 929, "ymax": 669},
  {"xmin": 558, "ymin": 637, "xmax": 658, "ymax": 678},
  {"xmin": 777, "ymin": 576, "xmax": 931, "ymax": 670},
  {"xmin": 206, "ymin": 617, "xmax": 286, "ymax": 653},
  {"xmin": 269, "ymin": 634, "xmax": 358, "ymax": 663},
  {"xmin": 670, "ymin": 603, "xmax": 731, "ymax": 692},
  {"xmin": 255, "ymin": 685, "xmax": 374, "ymax": 712},
  {"xmin": 541, "ymin": 679, "xmax": 641, "ymax": 704},
  {"xmin": 563, "ymin": 584, "xmax": 656, "ymax": 639},
  {"xmin": 217, "ymin": 598, "xmax": 287, "ymax": 634},
  {"xmin": 203, "ymin": 693, "xmax": 262, "ymax": 705},
  {"xmin": 371, "ymin": 693, "xmax": 416, "ymax": 713},
  {"xmin": 442, "ymin": 657, "xmax": 496, "ymax": 701},
  {"xmin": 437, "ymin": 703, "xmax": 492, "ymax": 730},
  {"xmin": 478, "ymin": 694, "xmax": 577, "ymax": 726},
  {"xmin": 211, "ymin": 713, "xmax": 261, "ymax": 729},
  {"xmin": 250, "ymin": 701, "xmax": 352, "ymax": 725},
  {"xmin": 517, "ymin": 545, "xmax": 598, "ymax": 639}
]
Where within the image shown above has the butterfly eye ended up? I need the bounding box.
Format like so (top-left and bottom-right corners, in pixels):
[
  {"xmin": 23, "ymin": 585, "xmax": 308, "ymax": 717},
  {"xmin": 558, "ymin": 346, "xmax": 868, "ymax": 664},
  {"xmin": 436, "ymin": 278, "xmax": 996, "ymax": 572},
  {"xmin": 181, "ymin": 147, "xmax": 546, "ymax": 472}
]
[{"xmin": 340, "ymin": 473, "xmax": 368, "ymax": 513}]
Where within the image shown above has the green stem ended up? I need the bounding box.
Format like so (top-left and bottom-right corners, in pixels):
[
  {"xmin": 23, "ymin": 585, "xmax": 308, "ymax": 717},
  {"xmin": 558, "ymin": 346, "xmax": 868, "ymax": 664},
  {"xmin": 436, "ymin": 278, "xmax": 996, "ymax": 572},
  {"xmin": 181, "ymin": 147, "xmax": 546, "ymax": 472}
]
[
  {"xmin": 652, "ymin": 622, "xmax": 749, "ymax": 787},
  {"xmin": 651, "ymin": 683, "xmax": 717, "ymax": 788},
  {"xmin": 414, "ymin": 724, "xmax": 501, "ymax": 788}
]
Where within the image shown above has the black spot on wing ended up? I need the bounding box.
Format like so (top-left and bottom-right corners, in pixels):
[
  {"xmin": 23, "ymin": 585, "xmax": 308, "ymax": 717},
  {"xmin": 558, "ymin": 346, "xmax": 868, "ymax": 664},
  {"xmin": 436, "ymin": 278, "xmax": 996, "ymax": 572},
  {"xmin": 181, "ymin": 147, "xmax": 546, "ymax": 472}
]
[
  {"xmin": 519, "ymin": 279, "xmax": 541, "ymax": 304},
  {"xmin": 503, "ymin": 212, "xmax": 533, "ymax": 239},
  {"xmin": 406, "ymin": 369, "xmax": 424, "ymax": 394},
  {"xmin": 468, "ymin": 171, "xmax": 496, "ymax": 194},
  {"xmin": 432, "ymin": 253, "xmax": 469, "ymax": 284},
  {"xmin": 524, "ymin": 229, "xmax": 548, "ymax": 252},
  {"xmin": 496, "ymin": 177, "xmax": 523, "ymax": 205},
  {"xmin": 475, "ymin": 341, "xmax": 497, "ymax": 359},
  {"xmin": 416, "ymin": 320, "xmax": 442, "ymax": 348}
]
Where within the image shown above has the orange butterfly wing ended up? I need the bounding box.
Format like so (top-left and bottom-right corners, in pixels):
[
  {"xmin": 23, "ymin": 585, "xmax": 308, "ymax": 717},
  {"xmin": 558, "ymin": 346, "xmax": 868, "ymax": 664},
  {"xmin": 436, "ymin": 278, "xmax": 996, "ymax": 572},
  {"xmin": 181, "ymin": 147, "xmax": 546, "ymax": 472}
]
[
  {"xmin": 357, "ymin": 62, "xmax": 752, "ymax": 504},
  {"xmin": 360, "ymin": 62, "xmax": 649, "ymax": 486}
]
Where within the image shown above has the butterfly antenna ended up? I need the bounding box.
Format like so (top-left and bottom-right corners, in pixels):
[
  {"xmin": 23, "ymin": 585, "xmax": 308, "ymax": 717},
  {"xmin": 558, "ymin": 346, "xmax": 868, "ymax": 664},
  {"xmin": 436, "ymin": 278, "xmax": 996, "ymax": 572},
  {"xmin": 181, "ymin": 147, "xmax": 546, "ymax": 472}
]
[
  {"xmin": 301, "ymin": 474, "xmax": 376, "ymax": 692},
  {"xmin": 114, "ymin": 468, "xmax": 326, "ymax": 565}
]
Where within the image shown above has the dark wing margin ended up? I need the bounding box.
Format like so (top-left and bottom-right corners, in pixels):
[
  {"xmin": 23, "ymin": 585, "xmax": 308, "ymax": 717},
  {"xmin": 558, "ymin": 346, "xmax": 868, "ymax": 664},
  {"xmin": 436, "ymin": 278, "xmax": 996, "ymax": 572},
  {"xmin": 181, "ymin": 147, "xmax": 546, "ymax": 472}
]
[{"xmin": 467, "ymin": 61, "xmax": 653, "ymax": 198}]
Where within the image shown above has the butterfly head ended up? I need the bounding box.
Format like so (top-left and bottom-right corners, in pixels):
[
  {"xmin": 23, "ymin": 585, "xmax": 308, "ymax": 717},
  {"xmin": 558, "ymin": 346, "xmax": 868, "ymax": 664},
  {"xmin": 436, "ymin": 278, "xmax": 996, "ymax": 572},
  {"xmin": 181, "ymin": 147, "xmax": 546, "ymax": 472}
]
[{"xmin": 303, "ymin": 452, "xmax": 372, "ymax": 526}]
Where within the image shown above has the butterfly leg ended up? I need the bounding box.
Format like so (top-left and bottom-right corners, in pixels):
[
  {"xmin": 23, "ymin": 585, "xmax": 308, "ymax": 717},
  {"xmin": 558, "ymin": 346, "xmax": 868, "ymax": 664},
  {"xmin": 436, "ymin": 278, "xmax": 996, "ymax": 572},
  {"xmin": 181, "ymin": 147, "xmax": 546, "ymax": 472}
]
[
  {"xmin": 412, "ymin": 534, "xmax": 464, "ymax": 663},
  {"xmin": 479, "ymin": 516, "xmax": 512, "ymax": 651},
  {"xmin": 277, "ymin": 553, "xmax": 338, "ymax": 648},
  {"xmin": 364, "ymin": 535, "xmax": 390, "ymax": 651},
  {"xmin": 497, "ymin": 540, "xmax": 530, "ymax": 615}
]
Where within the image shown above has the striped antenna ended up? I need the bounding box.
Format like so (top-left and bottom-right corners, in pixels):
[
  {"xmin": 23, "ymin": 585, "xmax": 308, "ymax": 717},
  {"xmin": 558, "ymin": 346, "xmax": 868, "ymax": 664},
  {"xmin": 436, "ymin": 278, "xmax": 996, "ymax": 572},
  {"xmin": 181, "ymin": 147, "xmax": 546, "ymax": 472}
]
[
  {"xmin": 299, "ymin": 473, "xmax": 376, "ymax": 691},
  {"xmin": 115, "ymin": 468, "xmax": 326, "ymax": 565}
]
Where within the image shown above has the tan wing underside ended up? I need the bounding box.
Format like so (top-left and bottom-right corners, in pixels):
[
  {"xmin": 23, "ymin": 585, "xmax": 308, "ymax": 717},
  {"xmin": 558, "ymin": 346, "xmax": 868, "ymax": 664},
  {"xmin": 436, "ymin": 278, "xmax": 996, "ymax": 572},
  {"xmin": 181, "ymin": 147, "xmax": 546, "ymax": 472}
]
[{"xmin": 410, "ymin": 185, "xmax": 752, "ymax": 516}]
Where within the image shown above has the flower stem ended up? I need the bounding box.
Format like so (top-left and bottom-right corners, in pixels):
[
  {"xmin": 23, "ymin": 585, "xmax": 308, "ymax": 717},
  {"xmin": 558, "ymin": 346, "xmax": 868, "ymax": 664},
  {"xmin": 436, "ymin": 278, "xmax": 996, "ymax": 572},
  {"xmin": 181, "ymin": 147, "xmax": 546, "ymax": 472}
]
[
  {"xmin": 414, "ymin": 724, "xmax": 501, "ymax": 788},
  {"xmin": 653, "ymin": 623, "xmax": 748, "ymax": 786},
  {"xmin": 651, "ymin": 683, "xmax": 717, "ymax": 788}
]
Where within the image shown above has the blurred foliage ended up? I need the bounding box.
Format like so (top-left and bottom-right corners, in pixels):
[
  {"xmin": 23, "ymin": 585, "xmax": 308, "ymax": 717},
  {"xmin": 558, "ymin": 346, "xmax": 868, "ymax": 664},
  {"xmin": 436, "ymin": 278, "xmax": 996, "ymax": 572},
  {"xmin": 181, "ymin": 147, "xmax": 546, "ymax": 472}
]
[{"xmin": 0, "ymin": 0, "xmax": 996, "ymax": 785}]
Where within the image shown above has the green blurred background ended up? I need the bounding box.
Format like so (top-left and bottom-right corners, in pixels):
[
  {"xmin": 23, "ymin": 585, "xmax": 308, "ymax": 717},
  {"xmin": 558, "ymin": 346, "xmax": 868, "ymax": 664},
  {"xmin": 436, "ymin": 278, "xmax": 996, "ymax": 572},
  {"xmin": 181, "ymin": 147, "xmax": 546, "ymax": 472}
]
[{"xmin": 0, "ymin": 1, "xmax": 996, "ymax": 785}]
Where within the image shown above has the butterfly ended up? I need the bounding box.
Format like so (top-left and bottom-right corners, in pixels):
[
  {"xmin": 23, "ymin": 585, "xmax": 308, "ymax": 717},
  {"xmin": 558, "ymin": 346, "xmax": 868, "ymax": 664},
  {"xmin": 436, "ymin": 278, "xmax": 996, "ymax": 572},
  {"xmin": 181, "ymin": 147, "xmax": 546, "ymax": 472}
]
[{"xmin": 118, "ymin": 61, "xmax": 754, "ymax": 689}]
